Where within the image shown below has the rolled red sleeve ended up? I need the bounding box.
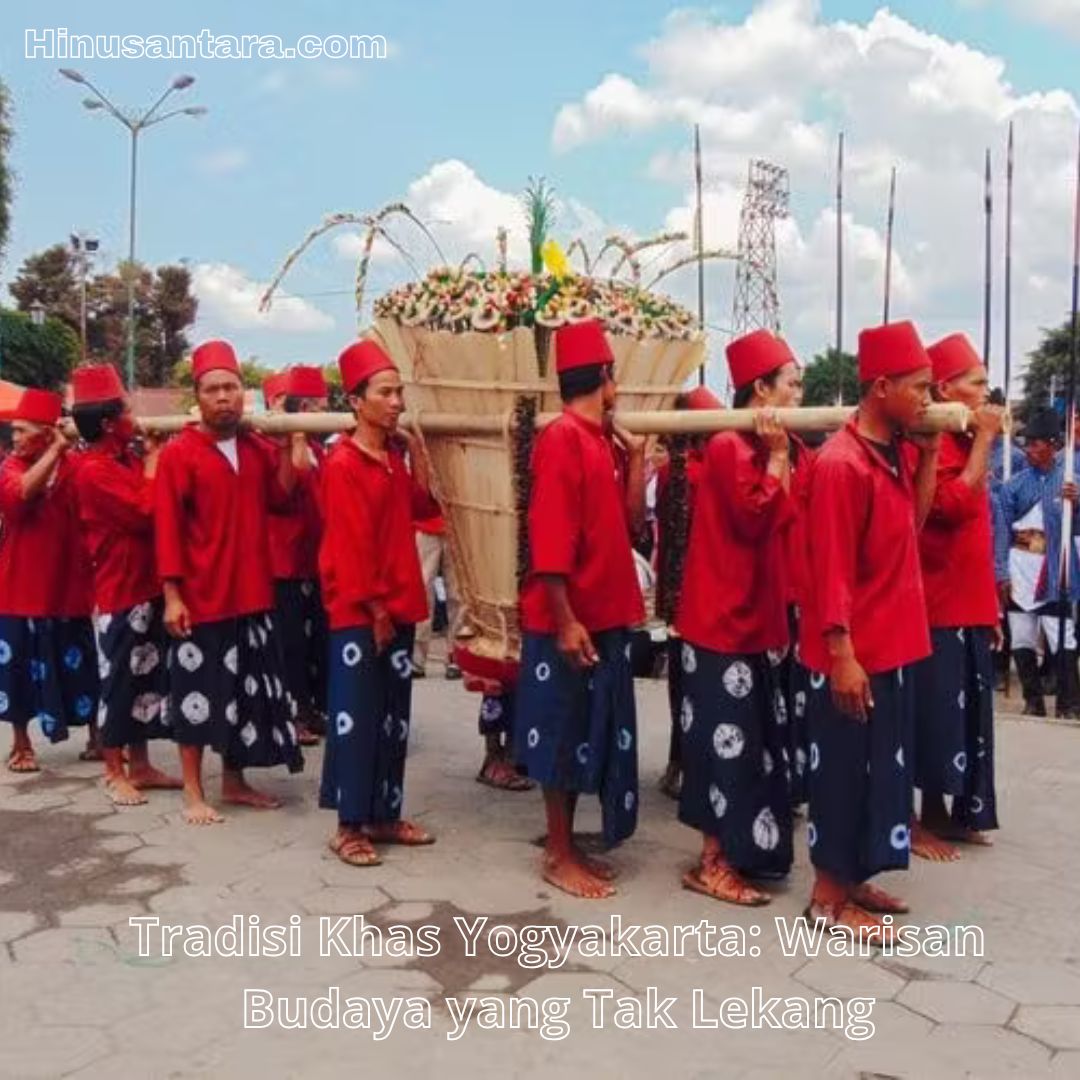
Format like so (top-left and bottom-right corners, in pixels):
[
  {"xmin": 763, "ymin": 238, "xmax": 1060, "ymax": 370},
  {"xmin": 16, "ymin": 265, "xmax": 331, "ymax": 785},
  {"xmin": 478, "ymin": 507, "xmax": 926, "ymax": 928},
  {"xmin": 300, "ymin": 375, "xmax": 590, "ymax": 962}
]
[
  {"xmin": 810, "ymin": 457, "xmax": 863, "ymax": 634},
  {"xmin": 714, "ymin": 436, "xmax": 790, "ymax": 542},
  {"xmin": 528, "ymin": 430, "xmax": 579, "ymax": 576},
  {"xmin": 929, "ymin": 471, "xmax": 984, "ymax": 525},
  {"xmin": 154, "ymin": 445, "xmax": 189, "ymax": 582}
]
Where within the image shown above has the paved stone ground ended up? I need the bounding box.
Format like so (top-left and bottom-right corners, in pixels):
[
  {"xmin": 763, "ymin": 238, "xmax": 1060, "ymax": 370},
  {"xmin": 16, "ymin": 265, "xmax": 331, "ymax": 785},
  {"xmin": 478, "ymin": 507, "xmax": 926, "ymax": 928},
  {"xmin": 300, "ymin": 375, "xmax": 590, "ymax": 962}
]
[{"xmin": 1, "ymin": 669, "xmax": 1078, "ymax": 1079}]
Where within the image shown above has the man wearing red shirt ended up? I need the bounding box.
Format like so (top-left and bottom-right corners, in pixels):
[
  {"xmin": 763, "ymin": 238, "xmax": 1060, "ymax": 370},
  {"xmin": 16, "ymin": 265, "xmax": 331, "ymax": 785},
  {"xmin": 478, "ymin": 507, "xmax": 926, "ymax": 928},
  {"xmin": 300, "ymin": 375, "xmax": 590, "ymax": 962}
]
[
  {"xmin": 71, "ymin": 364, "xmax": 180, "ymax": 805},
  {"xmin": 318, "ymin": 339, "xmax": 434, "ymax": 868},
  {"xmin": 264, "ymin": 365, "xmax": 329, "ymax": 747},
  {"xmin": 800, "ymin": 320, "xmax": 938, "ymax": 942},
  {"xmin": 155, "ymin": 340, "xmax": 304, "ymax": 824},
  {"xmin": 655, "ymin": 385, "xmax": 722, "ymax": 801},
  {"xmin": 515, "ymin": 319, "xmax": 646, "ymax": 899},
  {"xmin": 0, "ymin": 389, "xmax": 98, "ymax": 772},
  {"xmin": 675, "ymin": 330, "xmax": 799, "ymax": 906},
  {"xmin": 911, "ymin": 334, "xmax": 1003, "ymax": 861}
]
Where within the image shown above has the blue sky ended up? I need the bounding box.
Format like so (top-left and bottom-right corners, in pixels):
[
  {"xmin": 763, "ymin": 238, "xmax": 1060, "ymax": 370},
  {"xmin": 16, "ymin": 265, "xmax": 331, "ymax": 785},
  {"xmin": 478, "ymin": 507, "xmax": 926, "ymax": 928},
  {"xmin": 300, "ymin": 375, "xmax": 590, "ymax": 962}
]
[{"xmin": 1, "ymin": 1, "xmax": 1078, "ymax": 386}]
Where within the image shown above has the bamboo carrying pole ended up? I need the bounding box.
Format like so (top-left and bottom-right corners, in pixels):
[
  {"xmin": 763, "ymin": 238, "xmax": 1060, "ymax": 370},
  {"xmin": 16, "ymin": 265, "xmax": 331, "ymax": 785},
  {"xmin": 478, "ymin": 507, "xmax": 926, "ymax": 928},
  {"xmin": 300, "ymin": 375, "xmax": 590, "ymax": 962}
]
[{"xmin": 138, "ymin": 402, "xmax": 971, "ymax": 438}]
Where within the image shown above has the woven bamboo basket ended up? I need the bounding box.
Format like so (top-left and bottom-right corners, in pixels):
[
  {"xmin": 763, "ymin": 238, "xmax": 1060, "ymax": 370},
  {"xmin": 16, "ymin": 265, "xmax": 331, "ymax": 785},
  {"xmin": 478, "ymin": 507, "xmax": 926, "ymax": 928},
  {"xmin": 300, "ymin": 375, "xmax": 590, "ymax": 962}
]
[{"xmin": 373, "ymin": 317, "xmax": 705, "ymax": 682}]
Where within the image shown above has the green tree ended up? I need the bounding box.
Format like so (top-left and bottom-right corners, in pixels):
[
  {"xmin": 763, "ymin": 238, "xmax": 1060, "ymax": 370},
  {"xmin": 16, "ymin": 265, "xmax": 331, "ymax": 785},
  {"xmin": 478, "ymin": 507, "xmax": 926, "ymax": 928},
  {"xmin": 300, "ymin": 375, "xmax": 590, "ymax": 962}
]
[
  {"xmin": 0, "ymin": 310, "xmax": 79, "ymax": 389},
  {"xmin": 0, "ymin": 80, "xmax": 13, "ymax": 265},
  {"xmin": 801, "ymin": 347, "xmax": 859, "ymax": 406},
  {"xmin": 1019, "ymin": 315, "xmax": 1078, "ymax": 419},
  {"xmin": 9, "ymin": 245, "xmax": 197, "ymax": 386}
]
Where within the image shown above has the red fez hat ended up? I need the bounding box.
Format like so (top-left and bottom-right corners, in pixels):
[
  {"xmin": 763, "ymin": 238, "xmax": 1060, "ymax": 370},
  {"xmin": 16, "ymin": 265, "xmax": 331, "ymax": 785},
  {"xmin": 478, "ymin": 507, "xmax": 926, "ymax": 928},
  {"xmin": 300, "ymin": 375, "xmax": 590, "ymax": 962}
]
[
  {"xmin": 928, "ymin": 333, "xmax": 982, "ymax": 385},
  {"xmin": 262, "ymin": 372, "xmax": 288, "ymax": 406},
  {"xmin": 726, "ymin": 330, "xmax": 797, "ymax": 391},
  {"xmin": 682, "ymin": 385, "xmax": 723, "ymax": 411},
  {"xmin": 12, "ymin": 388, "xmax": 62, "ymax": 425},
  {"xmin": 285, "ymin": 365, "xmax": 328, "ymax": 399},
  {"xmin": 71, "ymin": 364, "xmax": 125, "ymax": 406},
  {"xmin": 554, "ymin": 319, "xmax": 614, "ymax": 375},
  {"xmin": 858, "ymin": 321, "xmax": 930, "ymax": 382},
  {"xmin": 191, "ymin": 339, "xmax": 241, "ymax": 383},
  {"xmin": 338, "ymin": 339, "xmax": 396, "ymax": 395}
]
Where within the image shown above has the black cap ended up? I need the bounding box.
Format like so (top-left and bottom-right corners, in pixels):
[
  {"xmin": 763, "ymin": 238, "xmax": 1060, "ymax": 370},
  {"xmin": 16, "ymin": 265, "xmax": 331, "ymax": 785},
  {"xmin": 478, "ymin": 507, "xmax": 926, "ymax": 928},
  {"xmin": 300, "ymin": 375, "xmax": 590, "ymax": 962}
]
[{"xmin": 1022, "ymin": 407, "xmax": 1062, "ymax": 443}]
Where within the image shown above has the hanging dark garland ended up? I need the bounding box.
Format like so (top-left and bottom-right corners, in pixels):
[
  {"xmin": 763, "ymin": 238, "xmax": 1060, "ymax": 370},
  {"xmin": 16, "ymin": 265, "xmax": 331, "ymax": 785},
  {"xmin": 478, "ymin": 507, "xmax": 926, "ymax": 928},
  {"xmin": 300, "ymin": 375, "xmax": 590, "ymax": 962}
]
[
  {"xmin": 656, "ymin": 435, "xmax": 692, "ymax": 625},
  {"xmin": 512, "ymin": 394, "xmax": 539, "ymax": 588}
]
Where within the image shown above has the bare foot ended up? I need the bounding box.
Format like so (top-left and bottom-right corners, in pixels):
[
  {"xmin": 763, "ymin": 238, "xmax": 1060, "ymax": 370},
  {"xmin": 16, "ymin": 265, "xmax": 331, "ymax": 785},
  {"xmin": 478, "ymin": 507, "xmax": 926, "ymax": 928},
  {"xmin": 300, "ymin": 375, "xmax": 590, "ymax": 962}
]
[
  {"xmin": 852, "ymin": 881, "xmax": 909, "ymax": 914},
  {"xmin": 183, "ymin": 792, "xmax": 224, "ymax": 825},
  {"xmin": 221, "ymin": 778, "xmax": 282, "ymax": 810},
  {"xmin": 573, "ymin": 847, "xmax": 617, "ymax": 881},
  {"xmin": 937, "ymin": 825, "xmax": 994, "ymax": 847},
  {"xmin": 476, "ymin": 756, "xmax": 534, "ymax": 791},
  {"xmin": 806, "ymin": 898, "xmax": 896, "ymax": 947},
  {"xmin": 683, "ymin": 863, "xmax": 770, "ymax": 906},
  {"xmin": 6, "ymin": 747, "xmax": 40, "ymax": 773},
  {"xmin": 296, "ymin": 723, "xmax": 319, "ymax": 747},
  {"xmin": 129, "ymin": 766, "xmax": 183, "ymax": 791},
  {"xmin": 911, "ymin": 820, "xmax": 961, "ymax": 862},
  {"xmin": 103, "ymin": 773, "xmax": 148, "ymax": 806},
  {"xmin": 543, "ymin": 853, "xmax": 616, "ymax": 899}
]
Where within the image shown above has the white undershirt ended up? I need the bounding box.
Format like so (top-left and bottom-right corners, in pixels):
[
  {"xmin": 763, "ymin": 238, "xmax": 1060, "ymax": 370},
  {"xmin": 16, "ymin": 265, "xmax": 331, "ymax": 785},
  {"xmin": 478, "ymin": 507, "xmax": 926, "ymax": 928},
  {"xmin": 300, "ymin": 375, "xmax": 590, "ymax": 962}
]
[{"xmin": 216, "ymin": 437, "xmax": 239, "ymax": 473}]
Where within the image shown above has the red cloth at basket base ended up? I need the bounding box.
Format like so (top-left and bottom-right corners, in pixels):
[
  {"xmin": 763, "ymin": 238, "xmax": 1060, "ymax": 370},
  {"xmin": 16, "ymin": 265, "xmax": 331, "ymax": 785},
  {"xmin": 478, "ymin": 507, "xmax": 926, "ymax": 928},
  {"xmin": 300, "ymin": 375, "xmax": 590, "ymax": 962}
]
[{"xmin": 453, "ymin": 645, "xmax": 520, "ymax": 695}]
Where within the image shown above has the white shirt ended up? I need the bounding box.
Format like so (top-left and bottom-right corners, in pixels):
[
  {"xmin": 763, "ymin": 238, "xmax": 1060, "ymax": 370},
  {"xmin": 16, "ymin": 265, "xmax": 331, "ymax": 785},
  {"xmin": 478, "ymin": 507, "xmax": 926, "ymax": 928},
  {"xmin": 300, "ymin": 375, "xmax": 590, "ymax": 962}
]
[{"xmin": 216, "ymin": 437, "xmax": 239, "ymax": 473}]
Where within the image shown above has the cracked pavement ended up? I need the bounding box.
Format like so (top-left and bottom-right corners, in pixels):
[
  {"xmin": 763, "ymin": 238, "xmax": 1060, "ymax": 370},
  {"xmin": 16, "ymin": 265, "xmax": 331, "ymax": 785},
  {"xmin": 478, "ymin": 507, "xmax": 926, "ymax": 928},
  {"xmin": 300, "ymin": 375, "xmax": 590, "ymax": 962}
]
[{"xmin": 1, "ymin": 677, "xmax": 1078, "ymax": 1078}]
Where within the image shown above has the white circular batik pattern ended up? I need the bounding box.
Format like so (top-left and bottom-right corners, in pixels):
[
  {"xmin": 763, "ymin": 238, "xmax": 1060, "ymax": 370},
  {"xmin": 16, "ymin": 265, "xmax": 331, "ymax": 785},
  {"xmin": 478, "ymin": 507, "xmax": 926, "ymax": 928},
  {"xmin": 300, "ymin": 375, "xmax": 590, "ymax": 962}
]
[
  {"xmin": 807, "ymin": 821, "xmax": 818, "ymax": 847},
  {"xmin": 127, "ymin": 603, "xmax": 152, "ymax": 634},
  {"xmin": 480, "ymin": 698, "xmax": 503, "ymax": 722},
  {"xmin": 336, "ymin": 711, "xmax": 354, "ymax": 737},
  {"xmin": 762, "ymin": 749, "xmax": 774, "ymax": 776},
  {"xmin": 225, "ymin": 700, "xmax": 238, "ymax": 726},
  {"xmin": 527, "ymin": 727, "xmax": 540, "ymax": 749},
  {"xmin": 794, "ymin": 691, "xmax": 806, "ymax": 718},
  {"xmin": 223, "ymin": 646, "xmax": 238, "ymax": 674},
  {"xmin": 130, "ymin": 643, "xmax": 160, "ymax": 676},
  {"xmin": 810, "ymin": 672, "xmax": 826, "ymax": 690},
  {"xmin": 722, "ymin": 661, "xmax": 753, "ymax": 699},
  {"xmin": 624, "ymin": 790, "xmax": 636, "ymax": 812},
  {"xmin": 617, "ymin": 727, "xmax": 633, "ymax": 752},
  {"xmin": 244, "ymin": 675, "xmax": 259, "ymax": 697},
  {"xmin": 176, "ymin": 642, "xmax": 204, "ymax": 673},
  {"xmin": 752, "ymin": 807, "xmax": 780, "ymax": 850},
  {"xmin": 773, "ymin": 688, "xmax": 788, "ymax": 726},
  {"xmin": 0, "ymin": 641, "xmax": 11, "ymax": 666},
  {"xmin": 766, "ymin": 645, "xmax": 788, "ymax": 667},
  {"xmin": 809, "ymin": 742, "xmax": 820, "ymax": 771},
  {"xmin": 708, "ymin": 784, "xmax": 727, "ymax": 818},
  {"xmin": 795, "ymin": 747, "xmax": 807, "ymax": 775},
  {"xmin": 399, "ymin": 719, "xmax": 409, "ymax": 742},
  {"xmin": 0, "ymin": 691, "xmax": 8, "ymax": 714},
  {"xmin": 713, "ymin": 723, "xmax": 746, "ymax": 760},
  {"xmin": 953, "ymin": 751, "xmax": 968, "ymax": 773},
  {"xmin": 391, "ymin": 649, "xmax": 412, "ymax": 680},
  {"xmin": 535, "ymin": 662, "xmax": 551, "ymax": 683},
  {"xmin": 890, "ymin": 823, "xmax": 911, "ymax": 850},
  {"xmin": 895, "ymin": 746, "xmax": 905, "ymax": 769},
  {"xmin": 180, "ymin": 692, "xmax": 210, "ymax": 724},
  {"xmin": 575, "ymin": 743, "xmax": 590, "ymax": 765},
  {"xmin": 957, "ymin": 689, "xmax": 966, "ymax": 711},
  {"xmin": 681, "ymin": 643, "xmax": 697, "ymax": 674},
  {"xmin": 131, "ymin": 693, "xmax": 162, "ymax": 723},
  {"xmin": 679, "ymin": 697, "xmax": 694, "ymax": 733},
  {"xmin": 240, "ymin": 721, "xmax": 257, "ymax": 748},
  {"xmin": 341, "ymin": 641, "xmax": 362, "ymax": 667}
]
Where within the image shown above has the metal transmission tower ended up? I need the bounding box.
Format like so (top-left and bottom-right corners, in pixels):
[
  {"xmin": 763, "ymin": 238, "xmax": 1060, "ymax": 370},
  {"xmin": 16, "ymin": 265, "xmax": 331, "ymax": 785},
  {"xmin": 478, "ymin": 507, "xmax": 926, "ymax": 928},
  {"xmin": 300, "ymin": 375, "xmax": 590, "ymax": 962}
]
[{"xmin": 731, "ymin": 159, "xmax": 790, "ymax": 335}]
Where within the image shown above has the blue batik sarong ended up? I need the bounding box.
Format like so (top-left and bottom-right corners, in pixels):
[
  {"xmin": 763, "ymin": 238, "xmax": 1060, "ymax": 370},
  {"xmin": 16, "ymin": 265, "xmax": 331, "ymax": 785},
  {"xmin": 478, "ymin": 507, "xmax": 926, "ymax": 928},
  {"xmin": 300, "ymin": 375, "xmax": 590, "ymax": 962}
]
[
  {"xmin": 806, "ymin": 664, "xmax": 916, "ymax": 884},
  {"xmin": 320, "ymin": 625, "xmax": 415, "ymax": 826},
  {"xmin": 514, "ymin": 629, "xmax": 638, "ymax": 847},
  {"xmin": 913, "ymin": 627, "xmax": 998, "ymax": 832},
  {"xmin": 0, "ymin": 615, "xmax": 98, "ymax": 743},
  {"xmin": 677, "ymin": 640, "xmax": 793, "ymax": 877}
]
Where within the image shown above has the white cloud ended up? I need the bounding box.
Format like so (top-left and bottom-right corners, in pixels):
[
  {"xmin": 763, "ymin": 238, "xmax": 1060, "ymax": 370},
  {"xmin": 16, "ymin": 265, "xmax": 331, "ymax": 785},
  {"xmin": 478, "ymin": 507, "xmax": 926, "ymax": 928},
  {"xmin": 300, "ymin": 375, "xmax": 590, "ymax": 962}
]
[
  {"xmin": 550, "ymin": 0, "xmax": 1080, "ymax": 386},
  {"xmin": 1003, "ymin": 0, "xmax": 1080, "ymax": 39},
  {"xmin": 192, "ymin": 262, "xmax": 334, "ymax": 333},
  {"xmin": 197, "ymin": 148, "xmax": 249, "ymax": 175}
]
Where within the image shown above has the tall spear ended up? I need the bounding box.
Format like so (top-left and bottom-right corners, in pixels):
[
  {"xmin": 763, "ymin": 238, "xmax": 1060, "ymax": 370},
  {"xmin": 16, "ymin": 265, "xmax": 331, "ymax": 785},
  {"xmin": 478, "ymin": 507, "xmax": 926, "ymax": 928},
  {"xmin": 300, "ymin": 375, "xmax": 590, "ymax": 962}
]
[
  {"xmin": 983, "ymin": 149, "xmax": 993, "ymax": 371},
  {"xmin": 1004, "ymin": 122, "xmax": 1015, "ymax": 480},
  {"xmin": 883, "ymin": 165, "xmax": 897, "ymax": 324},
  {"xmin": 694, "ymin": 123, "xmax": 706, "ymax": 387},
  {"xmin": 1056, "ymin": 125, "xmax": 1080, "ymax": 691},
  {"xmin": 836, "ymin": 132, "xmax": 845, "ymax": 404}
]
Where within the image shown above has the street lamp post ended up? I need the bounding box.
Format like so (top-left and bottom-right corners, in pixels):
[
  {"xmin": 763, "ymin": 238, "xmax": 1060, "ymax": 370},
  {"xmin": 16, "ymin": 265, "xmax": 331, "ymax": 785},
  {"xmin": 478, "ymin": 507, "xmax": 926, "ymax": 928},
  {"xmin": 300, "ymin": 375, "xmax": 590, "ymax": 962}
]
[
  {"xmin": 70, "ymin": 232, "xmax": 99, "ymax": 364},
  {"xmin": 59, "ymin": 69, "xmax": 206, "ymax": 389}
]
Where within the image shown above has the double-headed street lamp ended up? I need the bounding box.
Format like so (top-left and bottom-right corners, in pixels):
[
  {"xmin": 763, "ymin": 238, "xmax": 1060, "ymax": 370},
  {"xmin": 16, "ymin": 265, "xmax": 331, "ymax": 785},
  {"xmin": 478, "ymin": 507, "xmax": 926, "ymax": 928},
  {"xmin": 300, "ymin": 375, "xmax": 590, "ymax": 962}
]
[{"xmin": 59, "ymin": 69, "xmax": 206, "ymax": 388}]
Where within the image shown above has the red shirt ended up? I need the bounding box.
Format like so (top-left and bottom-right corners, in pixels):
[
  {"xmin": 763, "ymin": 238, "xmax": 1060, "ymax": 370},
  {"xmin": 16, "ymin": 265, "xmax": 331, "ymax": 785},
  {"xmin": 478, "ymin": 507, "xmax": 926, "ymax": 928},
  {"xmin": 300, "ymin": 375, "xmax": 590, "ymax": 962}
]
[
  {"xmin": 155, "ymin": 427, "xmax": 287, "ymax": 625},
  {"xmin": 800, "ymin": 420, "xmax": 931, "ymax": 675},
  {"xmin": 676, "ymin": 431, "xmax": 791, "ymax": 653},
  {"xmin": 784, "ymin": 437, "xmax": 815, "ymax": 607},
  {"xmin": 260, "ymin": 436, "xmax": 325, "ymax": 581},
  {"xmin": 74, "ymin": 447, "xmax": 159, "ymax": 614},
  {"xmin": 519, "ymin": 410, "xmax": 644, "ymax": 634},
  {"xmin": 318, "ymin": 438, "xmax": 428, "ymax": 631},
  {"xmin": 0, "ymin": 454, "xmax": 78, "ymax": 617},
  {"xmin": 918, "ymin": 432, "xmax": 999, "ymax": 628}
]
